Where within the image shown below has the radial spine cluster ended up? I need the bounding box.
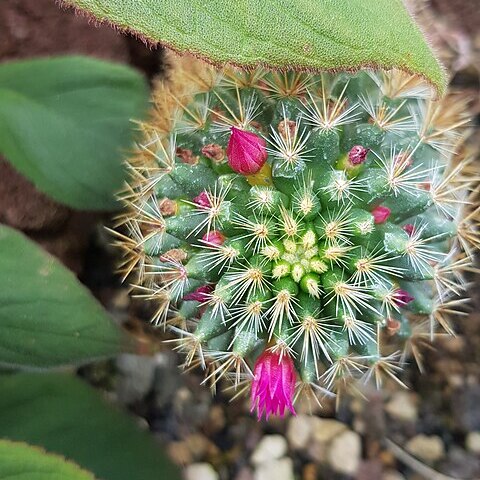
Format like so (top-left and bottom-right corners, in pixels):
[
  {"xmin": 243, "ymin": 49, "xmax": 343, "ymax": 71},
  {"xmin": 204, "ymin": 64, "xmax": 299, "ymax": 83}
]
[{"xmin": 116, "ymin": 56, "xmax": 477, "ymax": 417}]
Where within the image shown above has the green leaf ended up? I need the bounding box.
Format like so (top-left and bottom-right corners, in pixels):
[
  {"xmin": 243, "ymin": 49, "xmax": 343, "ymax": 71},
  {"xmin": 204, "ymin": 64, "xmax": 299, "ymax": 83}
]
[
  {"xmin": 0, "ymin": 225, "xmax": 130, "ymax": 369},
  {"xmin": 63, "ymin": 0, "xmax": 446, "ymax": 96},
  {"xmin": 0, "ymin": 373, "xmax": 181, "ymax": 480},
  {"xmin": 0, "ymin": 56, "xmax": 149, "ymax": 210},
  {"xmin": 0, "ymin": 439, "xmax": 96, "ymax": 480}
]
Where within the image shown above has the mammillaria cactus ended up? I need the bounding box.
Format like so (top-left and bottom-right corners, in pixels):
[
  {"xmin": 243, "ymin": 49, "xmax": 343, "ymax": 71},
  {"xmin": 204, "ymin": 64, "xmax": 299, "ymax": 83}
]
[{"xmin": 115, "ymin": 55, "xmax": 477, "ymax": 420}]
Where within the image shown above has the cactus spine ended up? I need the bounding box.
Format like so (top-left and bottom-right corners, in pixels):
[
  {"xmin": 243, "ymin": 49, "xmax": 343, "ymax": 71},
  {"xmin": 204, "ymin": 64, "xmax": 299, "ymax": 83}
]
[{"xmin": 115, "ymin": 55, "xmax": 477, "ymax": 413}]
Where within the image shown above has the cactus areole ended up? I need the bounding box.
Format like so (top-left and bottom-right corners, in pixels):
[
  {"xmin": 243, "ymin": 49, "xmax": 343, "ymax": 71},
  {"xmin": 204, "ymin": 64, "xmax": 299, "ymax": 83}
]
[{"xmin": 117, "ymin": 57, "xmax": 475, "ymax": 420}]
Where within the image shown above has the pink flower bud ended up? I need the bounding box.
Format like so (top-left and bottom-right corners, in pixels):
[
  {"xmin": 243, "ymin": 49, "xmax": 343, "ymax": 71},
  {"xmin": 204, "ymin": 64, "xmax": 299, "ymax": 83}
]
[
  {"xmin": 202, "ymin": 230, "xmax": 225, "ymax": 246},
  {"xmin": 403, "ymin": 224, "xmax": 415, "ymax": 236},
  {"xmin": 184, "ymin": 284, "xmax": 214, "ymax": 302},
  {"xmin": 251, "ymin": 349, "xmax": 296, "ymax": 421},
  {"xmin": 348, "ymin": 145, "xmax": 369, "ymax": 165},
  {"xmin": 393, "ymin": 289, "xmax": 415, "ymax": 306},
  {"xmin": 193, "ymin": 191, "xmax": 211, "ymax": 209},
  {"xmin": 371, "ymin": 205, "xmax": 391, "ymax": 224},
  {"xmin": 226, "ymin": 127, "xmax": 268, "ymax": 175}
]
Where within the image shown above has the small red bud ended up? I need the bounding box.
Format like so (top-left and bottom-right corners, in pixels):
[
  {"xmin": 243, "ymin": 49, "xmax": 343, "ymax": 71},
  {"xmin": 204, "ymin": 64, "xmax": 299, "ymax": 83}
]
[
  {"xmin": 226, "ymin": 127, "xmax": 268, "ymax": 175},
  {"xmin": 202, "ymin": 230, "xmax": 225, "ymax": 246},
  {"xmin": 393, "ymin": 289, "xmax": 415, "ymax": 306},
  {"xmin": 201, "ymin": 143, "xmax": 225, "ymax": 162},
  {"xmin": 386, "ymin": 318, "xmax": 401, "ymax": 336},
  {"xmin": 371, "ymin": 205, "xmax": 391, "ymax": 224},
  {"xmin": 193, "ymin": 191, "xmax": 211, "ymax": 209},
  {"xmin": 403, "ymin": 224, "xmax": 415, "ymax": 236},
  {"xmin": 348, "ymin": 145, "xmax": 369, "ymax": 165},
  {"xmin": 184, "ymin": 284, "xmax": 214, "ymax": 302},
  {"xmin": 176, "ymin": 147, "xmax": 198, "ymax": 165},
  {"xmin": 158, "ymin": 198, "xmax": 177, "ymax": 217}
]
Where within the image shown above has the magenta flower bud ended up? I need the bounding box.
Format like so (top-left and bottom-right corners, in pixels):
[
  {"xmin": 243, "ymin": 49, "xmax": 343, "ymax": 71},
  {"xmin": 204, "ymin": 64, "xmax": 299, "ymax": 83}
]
[
  {"xmin": 348, "ymin": 145, "xmax": 369, "ymax": 165},
  {"xmin": 393, "ymin": 289, "xmax": 415, "ymax": 306},
  {"xmin": 193, "ymin": 190, "xmax": 211, "ymax": 209},
  {"xmin": 403, "ymin": 224, "xmax": 415, "ymax": 236},
  {"xmin": 371, "ymin": 205, "xmax": 391, "ymax": 224},
  {"xmin": 184, "ymin": 284, "xmax": 214, "ymax": 302},
  {"xmin": 250, "ymin": 349, "xmax": 296, "ymax": 421},
  {"xmin": 226, "ymin": 126, "xmax": 268, "ymax": 175},
  {"xmin": 202, "ymin": 230, "xmax": 225, "ymax": 246}
]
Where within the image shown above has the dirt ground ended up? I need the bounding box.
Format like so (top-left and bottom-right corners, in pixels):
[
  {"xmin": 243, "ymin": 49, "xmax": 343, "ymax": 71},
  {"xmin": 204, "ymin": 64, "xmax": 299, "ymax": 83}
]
[{"xmin": 1, "ymin": 1, "xmax": 479, "ymax": 479}]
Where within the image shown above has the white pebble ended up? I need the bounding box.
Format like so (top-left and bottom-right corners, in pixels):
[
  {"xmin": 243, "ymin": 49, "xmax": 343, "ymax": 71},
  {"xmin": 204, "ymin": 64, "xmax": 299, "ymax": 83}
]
[
  {"xmin": 328, "ymin": 430, "xmax": 361, "ymax": 475},
  {"xmin": 251, "ymin": 435, "xmax": 288, "ymax": 465},
  {"xmin": 405, "ymin": 434, "xmax": 445, "ymax": 463},
  {"xmin": 254, "ymin": 457, "xmax": 294, "ymax": 480},
  {"xmin": 184, "ymin": 463, "xmax": 219, "ymax": 480}
]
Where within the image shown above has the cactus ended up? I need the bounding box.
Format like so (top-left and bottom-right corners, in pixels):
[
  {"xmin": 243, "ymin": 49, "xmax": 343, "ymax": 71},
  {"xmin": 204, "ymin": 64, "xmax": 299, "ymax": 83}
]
[{"xmin": 115, "ymin": 55, "xmax": 477, "ymax": 420}]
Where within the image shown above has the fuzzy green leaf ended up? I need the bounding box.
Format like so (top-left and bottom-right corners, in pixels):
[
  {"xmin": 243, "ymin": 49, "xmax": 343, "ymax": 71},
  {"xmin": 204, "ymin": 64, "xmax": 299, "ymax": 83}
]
[
  {"xmin": 0, "ymin": 374, "xmax": 181, "ymax": 480},
  {"xmin": 0, "ymin": 225, "xmax": 130, "ymax": 369},
  {"xmin": 63, "ymin": 0, "xmax": 446, "ymax": 95},
  {"xmin": 0, "ymin": 56, "xmax": 149, "ymax": 210},
  {"xmin": 0, "ymin": 440, "xmax": 96, "ymax": 480}
]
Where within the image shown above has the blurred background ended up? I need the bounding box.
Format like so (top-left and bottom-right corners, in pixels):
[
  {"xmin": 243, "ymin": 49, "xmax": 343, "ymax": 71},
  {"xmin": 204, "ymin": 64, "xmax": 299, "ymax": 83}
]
[{"xmin": 1, "ymin": 1, "xmax": 479, "ymax": 479}]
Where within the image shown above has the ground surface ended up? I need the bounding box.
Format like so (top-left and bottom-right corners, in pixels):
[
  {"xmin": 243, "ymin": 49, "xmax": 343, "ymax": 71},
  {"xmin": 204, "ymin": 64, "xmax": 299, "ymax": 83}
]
[{"xmin": 1, "ymin": 1, "xmax": 479, "ymax": 479}]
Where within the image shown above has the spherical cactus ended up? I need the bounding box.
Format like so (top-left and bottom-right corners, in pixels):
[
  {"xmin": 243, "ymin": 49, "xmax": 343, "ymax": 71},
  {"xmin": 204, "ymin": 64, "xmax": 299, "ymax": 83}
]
[{"xmin": 116, "ymin": 55, "xmax": 477, "ymax": 420}]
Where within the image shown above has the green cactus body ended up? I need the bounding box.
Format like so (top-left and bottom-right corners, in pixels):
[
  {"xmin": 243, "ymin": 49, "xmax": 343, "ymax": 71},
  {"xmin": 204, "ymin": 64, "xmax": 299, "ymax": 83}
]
[{"xmin": 118, "ymin": 59, "xmax": 475, "ymax": 407}]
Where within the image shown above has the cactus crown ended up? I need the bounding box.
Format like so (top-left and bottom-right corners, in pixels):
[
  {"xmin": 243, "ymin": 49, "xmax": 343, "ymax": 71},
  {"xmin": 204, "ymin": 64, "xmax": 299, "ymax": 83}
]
[{"xmin": 116, "ymin": 56, "xmax": 476, "ymax": 414}]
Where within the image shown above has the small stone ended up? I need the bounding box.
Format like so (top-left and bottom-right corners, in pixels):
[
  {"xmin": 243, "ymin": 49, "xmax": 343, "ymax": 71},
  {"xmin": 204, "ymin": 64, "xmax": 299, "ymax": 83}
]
[
  {"xmin": 302, "ymin": 463, "xmax": 317, "ymax": 480},
  {"xmin": 306, "ymin": 441, "xmax": 327, "ymax": 464},
  {"xmin": 452, "ymin": 384, "xmax": 480, "ymax": 431},
  {"xmin": 353, "ymin": 417, "xmax": 366, "ymax": 435},
  {"xmin": 287, "ymin": 414, "xmax": 312, "ymax": 450},
  {"xmin": 327, "ymin": 430, "xmax": 361, "ymax": 475},
  {"xmin": 167, "ymin": 441, "xmax": 191, "ymax": 465},
  {"xmin": 382, "ymin": 471, "xmax": 406, "ymax": 480},
  {"xmin": 234, "ymin": 467, "xmax": 254, "ymax": 480},
  {"xmin": 251, "ymin": 435, "xmax": 288, "ymax": 465},
  {"xmin": 385, "ymin": 391, "xmax": 418, "ymax": 422},
  {"xmin": 153, "ymin": 351, "xmax": 182, "ymax": 409},
  {"xmin": 311, "ymin": 418, "xmax": 347, "ymax": 444},
  {"xmin": 405, "ymin": 434, "xmax": 445, "ymax": 463},
  {"xmin": 307, "ymin": 418, "xmax": 347, "ymax": 463},
  {"xmin": 466, "ymin": 431, "xmax": 480, "ymax": 454},
  {"xmin": 356, "ymin": 460, "xmax": 382, "ymax": 480},
  {"xmin": 184, "ymin": 463, "xmax": 219, "ymax": 480},
  {"xmin": 254, "ymin": 457, "xmax": 294, "ymax": 480},
  {"xmin": 115, "ymin": 354, "xmax": 157, "ymax": 404},
  {"xmin": 448, "ymin": 374, "xmax": 464, "ymax": 388},
  {"xmin": 205, "ymin": 405, "xmax": 226, "ymax": 434},
  {"xmin": 184, "ymin": 433, "xmax": 211, "ymax": 461}
]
